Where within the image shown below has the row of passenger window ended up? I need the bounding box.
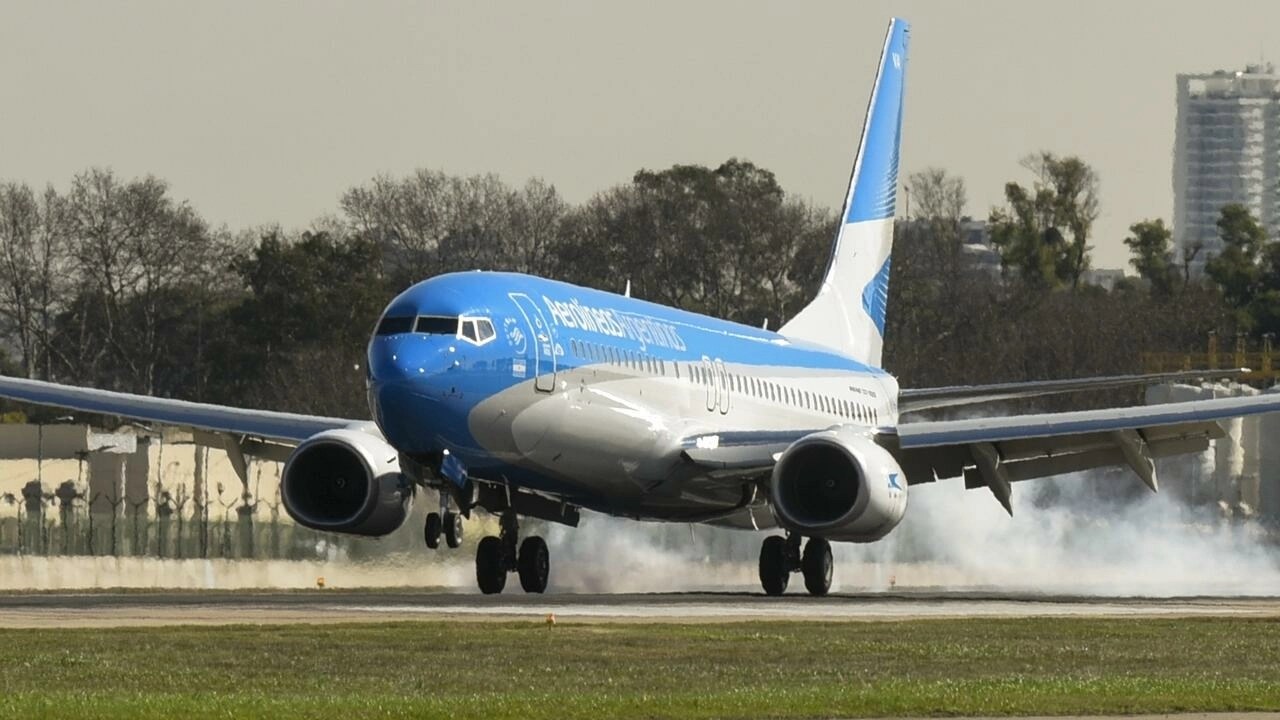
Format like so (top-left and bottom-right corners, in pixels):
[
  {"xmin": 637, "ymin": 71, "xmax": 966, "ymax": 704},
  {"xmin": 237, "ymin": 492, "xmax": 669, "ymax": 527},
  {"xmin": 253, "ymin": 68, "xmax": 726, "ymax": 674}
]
[
  {"xmin": 691, "ymin": 363, "xmax": 879, "ymax": 425},
  {"xmin": 569, "ymin": 338, "xmax": 879, "ymax": 425},
  {"xmin": 571, "ymin": 339, "xmax": 671, "ymax": 377}
]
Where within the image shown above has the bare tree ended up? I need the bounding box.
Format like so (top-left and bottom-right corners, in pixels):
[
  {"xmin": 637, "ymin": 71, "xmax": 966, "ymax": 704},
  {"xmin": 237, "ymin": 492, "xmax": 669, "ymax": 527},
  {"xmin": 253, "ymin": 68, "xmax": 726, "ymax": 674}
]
[
  {"xmin": 342, "ymin": 170, "xmax": 569, "ymax": 286},
  {"xmin": 0, "ymin": 183, "xmax": 72, "ymax": 379},
  {"xmin": 59, "ymin": 168, "xmax": 216, "ymax": 393}
]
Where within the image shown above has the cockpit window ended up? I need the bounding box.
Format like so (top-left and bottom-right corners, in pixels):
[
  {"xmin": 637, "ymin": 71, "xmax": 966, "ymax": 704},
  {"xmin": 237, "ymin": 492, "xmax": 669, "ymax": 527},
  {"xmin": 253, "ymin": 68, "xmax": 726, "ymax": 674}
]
[
  {"xmin": 458, "ymin": 316, "xmax": 496, "ymax": 346},
  {"xmin": 415, "ymin": 316, "xmax": 458, "ymax": 334},
  {"xmin": 375, "ymin": 316, "xmax": 414, "ymax": 336}
]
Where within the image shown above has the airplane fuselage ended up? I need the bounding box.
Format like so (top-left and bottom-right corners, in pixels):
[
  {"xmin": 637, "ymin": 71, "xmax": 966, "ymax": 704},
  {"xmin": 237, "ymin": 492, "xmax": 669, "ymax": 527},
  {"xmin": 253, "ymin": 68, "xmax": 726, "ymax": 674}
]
[{"xmin": 366, "ymin": 271, "xmax": 900, "ymax": 524}]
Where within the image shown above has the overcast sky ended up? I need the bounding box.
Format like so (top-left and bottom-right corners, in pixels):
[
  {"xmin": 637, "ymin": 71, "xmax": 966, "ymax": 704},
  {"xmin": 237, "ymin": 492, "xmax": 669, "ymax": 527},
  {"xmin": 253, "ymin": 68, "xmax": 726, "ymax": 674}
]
[{"xmin": 3, "ymin": 0, "xmax": 1279, "ymax": 268}]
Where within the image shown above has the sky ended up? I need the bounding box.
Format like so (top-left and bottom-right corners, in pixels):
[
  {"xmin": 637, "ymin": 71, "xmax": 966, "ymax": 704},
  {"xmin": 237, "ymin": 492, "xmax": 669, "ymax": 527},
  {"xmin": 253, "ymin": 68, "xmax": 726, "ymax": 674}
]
[{"xmin": 2, "ymin": 0, "xmax": 1279, "ymax": 269}]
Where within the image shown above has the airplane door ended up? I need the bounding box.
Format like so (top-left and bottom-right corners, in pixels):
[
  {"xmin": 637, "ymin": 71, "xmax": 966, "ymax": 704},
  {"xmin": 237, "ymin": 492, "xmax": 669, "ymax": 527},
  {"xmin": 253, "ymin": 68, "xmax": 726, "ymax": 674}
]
[
  {"xmin": 509, "ymin": 293, "xmax": 557, "ymax": 392},
  {"xmin": 715, "ymin": 358, "xmax": 730, "ymax": 414},
  {"xmin": 702, "ymin": 356, "xmax": 716, "ymax": 412}
]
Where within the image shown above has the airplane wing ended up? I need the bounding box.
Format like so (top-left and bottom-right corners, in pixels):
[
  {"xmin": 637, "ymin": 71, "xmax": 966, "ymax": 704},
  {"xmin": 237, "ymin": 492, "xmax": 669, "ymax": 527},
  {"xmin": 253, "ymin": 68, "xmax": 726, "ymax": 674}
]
[
  {"xmin": 0, "ymin": 376, "xmax": 360, "ymax": 445},
  {"xmin": 681, "ymin": 391, "xmax": 1280, "ymax": 514},
  {"xmin": 898, "ymin": 369, "xmax": 1244, "ymax": 413}
]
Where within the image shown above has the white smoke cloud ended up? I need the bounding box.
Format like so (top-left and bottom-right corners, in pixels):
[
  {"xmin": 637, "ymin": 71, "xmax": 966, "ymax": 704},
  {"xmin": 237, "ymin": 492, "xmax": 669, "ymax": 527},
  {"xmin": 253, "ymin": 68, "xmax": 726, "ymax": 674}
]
[{"xmin": 541, "ymin": 469, "xmax": 1280, "ymax": 596}]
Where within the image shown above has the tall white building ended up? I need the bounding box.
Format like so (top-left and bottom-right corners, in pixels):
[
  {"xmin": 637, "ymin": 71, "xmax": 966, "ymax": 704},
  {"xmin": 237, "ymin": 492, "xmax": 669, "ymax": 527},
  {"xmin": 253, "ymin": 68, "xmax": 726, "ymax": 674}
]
[{"xmin": 1173, "ymin": 64, "xmax": 1280, "ymax": 275}]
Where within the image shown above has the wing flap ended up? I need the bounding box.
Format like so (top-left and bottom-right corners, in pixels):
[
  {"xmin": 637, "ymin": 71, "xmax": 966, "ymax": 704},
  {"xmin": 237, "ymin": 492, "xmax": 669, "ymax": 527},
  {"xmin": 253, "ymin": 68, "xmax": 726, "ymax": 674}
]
[
  {"xmin": 899, "ymin": 369, "xmax": 1244, "ymax": 413},
  {"xmin": 895, "ymin": 393, "xmax": 1276, "ymax": 449}
]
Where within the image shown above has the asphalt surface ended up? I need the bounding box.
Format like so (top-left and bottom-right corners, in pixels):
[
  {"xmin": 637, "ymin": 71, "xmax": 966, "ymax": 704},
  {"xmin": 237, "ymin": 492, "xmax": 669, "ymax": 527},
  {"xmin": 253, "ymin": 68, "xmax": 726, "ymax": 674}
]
[{"xmin": 1, "ymin": 590, "xmax": 1278, "ymax": 627}]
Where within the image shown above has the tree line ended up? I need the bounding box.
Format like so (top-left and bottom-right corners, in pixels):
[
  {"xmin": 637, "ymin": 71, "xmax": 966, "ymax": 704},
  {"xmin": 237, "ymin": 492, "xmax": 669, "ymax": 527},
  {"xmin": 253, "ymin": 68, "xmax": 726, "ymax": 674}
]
[{"xmin": 0, "ymin": 155, "xmax": 1267, "ymax": 420}]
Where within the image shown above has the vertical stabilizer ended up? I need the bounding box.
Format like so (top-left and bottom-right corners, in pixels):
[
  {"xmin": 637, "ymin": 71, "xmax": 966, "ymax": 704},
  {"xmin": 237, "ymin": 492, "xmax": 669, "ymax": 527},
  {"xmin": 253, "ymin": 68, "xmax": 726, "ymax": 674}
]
[{"xmin": 779, "ymin": 18, "xmax": 909, "ymax": 367}]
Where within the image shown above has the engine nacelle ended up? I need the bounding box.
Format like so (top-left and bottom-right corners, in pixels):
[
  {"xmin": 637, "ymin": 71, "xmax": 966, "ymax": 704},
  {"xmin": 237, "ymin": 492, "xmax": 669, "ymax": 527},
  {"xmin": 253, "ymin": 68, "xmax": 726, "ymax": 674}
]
[
  {"xmin": 770, "ymin": 426, "xmax": 907, "ymax": 542},
  {"xmin": 281, "ymin": 427, "xmax": 412, "ymax": 537}
]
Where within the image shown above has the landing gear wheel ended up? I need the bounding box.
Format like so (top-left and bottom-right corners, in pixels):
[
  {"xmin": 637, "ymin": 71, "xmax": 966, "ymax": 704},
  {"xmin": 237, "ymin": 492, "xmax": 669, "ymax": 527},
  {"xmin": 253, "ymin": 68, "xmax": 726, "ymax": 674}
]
[
  {"xmin": 758, "ymin": 535, "xmax": 790, "ymax": 596},
  {"xmin": 424, "ymin": 512, "xmax": 442, "ymax": 549},
  {"xmin": 517, "ymin": 536, "xmax": 550, "ymax": 594},
  {"xmin": 802, "ymin": 537, "xmax": 833, "ymax": 597},
  {"xmin": 476, "ymin": 536, "xmax": 507, "ymax": 594},
  {"xmin": 444, "ymin": 511, "xmax": 463, "ymax": 549}
]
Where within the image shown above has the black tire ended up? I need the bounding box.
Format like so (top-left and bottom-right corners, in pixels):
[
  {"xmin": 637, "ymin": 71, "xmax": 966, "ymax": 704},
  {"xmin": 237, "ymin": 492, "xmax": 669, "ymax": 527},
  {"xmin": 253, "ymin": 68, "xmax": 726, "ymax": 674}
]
[
  {"xmin": 476, "ymin": 536, "xmax": 506, "ymax": 594},
  {"xmin": 517, "ymin": 536, "xmax": 550, "ymax": 594},
  {"xmin": 424, "ymin": 512, "xmax": 442, "ymax": 550},
  {"xmin": 758, "ymin": 535, "xmax": 789, "ymax": 596},
  {"xmin": 444, "ymin": 511, "xmax": 463, "ymax": 549},
  {"xmin": 801, "ymin": 537, "xmax": 833, "ymax": 597}
]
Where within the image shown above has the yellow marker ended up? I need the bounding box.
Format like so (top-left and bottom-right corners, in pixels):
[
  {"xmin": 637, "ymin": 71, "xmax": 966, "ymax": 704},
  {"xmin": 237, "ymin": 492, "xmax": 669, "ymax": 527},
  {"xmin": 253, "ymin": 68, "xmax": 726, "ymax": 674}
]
[
  {"xmin": 545, "ymin": 613, "xmax": 556, "ymax": 626},
  {"xmin": 316, "ymin": 576, "xmax": 326, "ymax": 589}
]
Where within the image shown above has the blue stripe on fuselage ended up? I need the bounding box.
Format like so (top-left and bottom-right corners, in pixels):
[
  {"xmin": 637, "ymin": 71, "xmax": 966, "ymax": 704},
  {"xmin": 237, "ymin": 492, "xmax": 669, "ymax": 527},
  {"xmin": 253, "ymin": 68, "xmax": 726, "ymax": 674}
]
[{"xmin": 383, "ymin": 271, "xmax": 888, "ymax": 376}]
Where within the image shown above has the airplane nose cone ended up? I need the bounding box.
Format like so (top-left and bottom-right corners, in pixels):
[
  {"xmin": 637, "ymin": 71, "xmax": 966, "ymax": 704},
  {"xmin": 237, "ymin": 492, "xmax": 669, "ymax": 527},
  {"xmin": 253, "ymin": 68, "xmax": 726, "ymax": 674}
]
[
  {"xmin": 368, "ymin": 335, "xmax": 406, "ymax": 383},
  {"xmin": 366, "ymin": 335, "xmax": 456, "ymax": 453},
  {"xmin": 368, "ymin": 335, "xmax": 454, "ymax": 383}
]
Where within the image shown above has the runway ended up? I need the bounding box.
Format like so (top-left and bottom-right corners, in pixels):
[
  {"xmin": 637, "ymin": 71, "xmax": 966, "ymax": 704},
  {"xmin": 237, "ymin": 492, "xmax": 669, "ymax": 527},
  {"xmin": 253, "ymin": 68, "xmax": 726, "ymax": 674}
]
[{"xmin": 1, "ymin": 590, "xmax": 1278, "ymax": 628}]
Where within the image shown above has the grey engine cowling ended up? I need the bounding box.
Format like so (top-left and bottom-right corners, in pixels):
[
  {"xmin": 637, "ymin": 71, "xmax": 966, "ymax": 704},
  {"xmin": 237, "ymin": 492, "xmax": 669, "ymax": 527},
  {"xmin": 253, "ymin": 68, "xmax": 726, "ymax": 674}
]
[
  {"xmin": 281, "ymin": 427, "xmax": 412, "ymax": 536},
  {"xmin": 770, "ymin": 426, "xmax": 908, "ymax": 542}
]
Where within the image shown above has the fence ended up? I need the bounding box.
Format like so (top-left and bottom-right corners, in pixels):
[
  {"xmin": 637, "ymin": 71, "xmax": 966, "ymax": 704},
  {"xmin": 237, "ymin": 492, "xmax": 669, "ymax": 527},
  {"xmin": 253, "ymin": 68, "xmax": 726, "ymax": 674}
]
[{"xmin": 0, "ymin": 485, "xmax": 353, "ymax": 561}]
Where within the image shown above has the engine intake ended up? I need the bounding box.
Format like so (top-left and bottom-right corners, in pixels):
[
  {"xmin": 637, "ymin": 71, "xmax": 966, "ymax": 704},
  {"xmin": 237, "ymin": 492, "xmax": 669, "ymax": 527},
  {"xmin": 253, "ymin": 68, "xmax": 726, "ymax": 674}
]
[
  {"xmin": 771, "ymin": 426, "xmax": 907, "ymax": 542},
  {"xmin": 281, "ymin": 427, "xmax": 412, "ymax": 536}
]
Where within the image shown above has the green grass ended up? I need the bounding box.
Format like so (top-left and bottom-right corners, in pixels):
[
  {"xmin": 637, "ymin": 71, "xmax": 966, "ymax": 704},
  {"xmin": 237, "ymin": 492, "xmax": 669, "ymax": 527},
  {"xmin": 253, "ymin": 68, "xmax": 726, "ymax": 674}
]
[{"xmin": 0, "ymin": 618, "xmax": 1277, "ymax": 719}]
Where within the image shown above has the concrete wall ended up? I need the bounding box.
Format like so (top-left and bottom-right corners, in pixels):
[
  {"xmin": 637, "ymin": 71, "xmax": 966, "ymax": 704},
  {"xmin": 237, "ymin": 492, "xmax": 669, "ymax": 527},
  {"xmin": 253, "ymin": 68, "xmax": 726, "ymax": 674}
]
[{"xmin": 0, "ymin": 426, "xmax": 279, "ymax": 520}]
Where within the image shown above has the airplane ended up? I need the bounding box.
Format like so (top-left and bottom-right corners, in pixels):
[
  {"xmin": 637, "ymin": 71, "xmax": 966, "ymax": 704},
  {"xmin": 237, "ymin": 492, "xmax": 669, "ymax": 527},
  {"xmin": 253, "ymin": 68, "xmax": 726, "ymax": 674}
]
[{"xmin": 3, "ymin": 16, "xmax": 1279, "ymax": 596}]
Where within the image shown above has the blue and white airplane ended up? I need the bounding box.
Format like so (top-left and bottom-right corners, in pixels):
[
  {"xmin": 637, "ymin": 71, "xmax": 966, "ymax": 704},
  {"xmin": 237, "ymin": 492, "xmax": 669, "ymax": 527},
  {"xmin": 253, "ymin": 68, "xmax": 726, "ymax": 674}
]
[{"xmin": 3, "ymin": 17, "xmax": 1278, "ymax": 595}]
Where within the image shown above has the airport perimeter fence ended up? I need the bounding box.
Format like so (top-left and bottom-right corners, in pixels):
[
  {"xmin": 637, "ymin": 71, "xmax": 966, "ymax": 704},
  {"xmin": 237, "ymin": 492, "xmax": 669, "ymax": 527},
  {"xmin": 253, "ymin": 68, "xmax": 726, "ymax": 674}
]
[{"xmin": 0, "ymin": 488, "xmax": 359, "ymax": 561}]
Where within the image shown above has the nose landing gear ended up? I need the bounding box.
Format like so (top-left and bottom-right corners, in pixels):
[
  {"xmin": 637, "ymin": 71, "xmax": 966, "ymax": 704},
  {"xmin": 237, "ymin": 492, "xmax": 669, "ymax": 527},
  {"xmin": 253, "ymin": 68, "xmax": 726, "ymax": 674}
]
[
  {"xmin": 758, "ymin": 533, "xmax": 832, "ymax": 596},
  {"xmin": 424, "ymin": 496, "xmax": 465, "ymax": 550}
]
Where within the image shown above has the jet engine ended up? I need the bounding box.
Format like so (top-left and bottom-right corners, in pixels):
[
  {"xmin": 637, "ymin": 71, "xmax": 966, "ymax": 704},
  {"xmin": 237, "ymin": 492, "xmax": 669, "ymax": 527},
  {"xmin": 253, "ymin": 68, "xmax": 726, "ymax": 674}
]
[
  {"xmin": 770, "ymin": 426, "xmax": 907, "ymax": 542},
  {"xmin": 281, "ymin": 427, "xmax": 412, "ymax": 536}
]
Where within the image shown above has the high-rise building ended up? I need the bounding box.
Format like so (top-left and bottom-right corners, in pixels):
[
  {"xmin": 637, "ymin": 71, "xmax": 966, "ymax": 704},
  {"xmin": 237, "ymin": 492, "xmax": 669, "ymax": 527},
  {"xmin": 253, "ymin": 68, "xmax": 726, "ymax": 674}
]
[{"xmin": 1173, "ymin": 64, "xmax": 1280, "ymax": 275}]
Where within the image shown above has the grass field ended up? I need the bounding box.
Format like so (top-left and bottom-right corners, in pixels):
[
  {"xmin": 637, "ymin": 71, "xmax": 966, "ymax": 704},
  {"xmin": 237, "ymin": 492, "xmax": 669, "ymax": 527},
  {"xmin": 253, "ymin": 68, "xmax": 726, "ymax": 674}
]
[{"xmin": 0, "ymin": 617, "xmax": 1277, "ymax": 719}]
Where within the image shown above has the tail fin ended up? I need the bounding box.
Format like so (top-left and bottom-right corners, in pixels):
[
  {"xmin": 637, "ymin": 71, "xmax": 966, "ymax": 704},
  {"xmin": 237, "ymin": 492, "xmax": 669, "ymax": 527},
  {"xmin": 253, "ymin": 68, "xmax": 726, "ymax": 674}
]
[{"xmin": 779, "ymin": 18, "xmax": 909, "ymax": 367}]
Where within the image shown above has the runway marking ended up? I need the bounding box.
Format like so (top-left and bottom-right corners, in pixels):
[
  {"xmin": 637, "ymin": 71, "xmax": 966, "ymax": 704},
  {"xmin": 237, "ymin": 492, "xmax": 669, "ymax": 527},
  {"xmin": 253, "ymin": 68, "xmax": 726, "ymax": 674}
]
[
  {"xmin": 3, "ymin": 592, "xmax": 1278, "ymax": 628},
  {"xmin": 336, "ymin": 600, "xmax": 1271, "ymax": 620}
]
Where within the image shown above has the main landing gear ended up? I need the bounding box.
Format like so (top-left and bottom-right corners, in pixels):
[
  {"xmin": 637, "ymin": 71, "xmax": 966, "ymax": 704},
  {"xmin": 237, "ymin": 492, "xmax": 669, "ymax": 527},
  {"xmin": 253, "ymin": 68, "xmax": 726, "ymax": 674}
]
[
  {"xmin": 475, "ymin": 509, "xmax": 549, "ymax": 594},
  {"xmin": 758, "ymin": 533, "xmax": 832, "ymax": 597}
]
